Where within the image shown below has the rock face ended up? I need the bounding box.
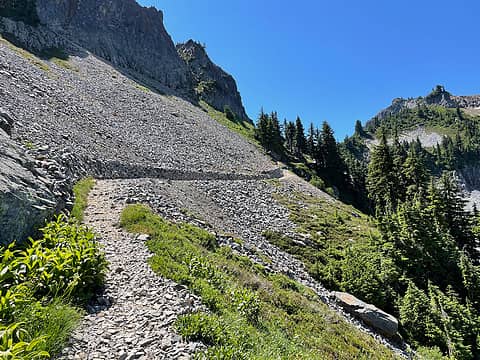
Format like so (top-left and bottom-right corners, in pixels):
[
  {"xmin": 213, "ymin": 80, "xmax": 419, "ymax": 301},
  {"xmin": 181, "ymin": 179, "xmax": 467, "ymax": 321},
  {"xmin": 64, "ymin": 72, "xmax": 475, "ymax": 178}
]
[
  {"xmin": 34, "ymin": 0, "xmax": 192, "ymax": 96},
  {"xmin": 0, "ymin": 127, "xmax": 58, "ymax": 245},
  {"xmin": 333, "ymin": 292, "xmax": 398, "ymax": 337},
  {"xmin": 177, "ymin": 40, "xmax": 249, "ymax": 120},
  {"xmin": 0, "ymin": 24, "xmax": 276, "ymax": 178}
]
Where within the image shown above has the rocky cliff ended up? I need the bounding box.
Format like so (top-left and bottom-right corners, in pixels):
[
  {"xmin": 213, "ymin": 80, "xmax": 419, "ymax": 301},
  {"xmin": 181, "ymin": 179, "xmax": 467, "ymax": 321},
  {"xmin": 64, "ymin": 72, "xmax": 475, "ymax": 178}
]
[
  {"xmin": 0, "ymin": 109, "xmax": 64, "ymax": 245},
  {"xmin": 0, "ymin": 0, "xmax": 249, "ymax": 114},
  {"xmin": 177, "ymin": 40, "xmax": 249, "ymax": 120}
]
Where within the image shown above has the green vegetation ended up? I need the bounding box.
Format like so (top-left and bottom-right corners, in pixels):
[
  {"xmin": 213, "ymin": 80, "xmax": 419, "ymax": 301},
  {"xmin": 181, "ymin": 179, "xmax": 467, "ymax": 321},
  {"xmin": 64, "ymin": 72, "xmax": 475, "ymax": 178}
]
[
  {"xmin": 268, "ymin": 191, "xmax": 387, "ymax": 305},
  {"xmin": 134, "ymin": 83, "xmax": 151, "ymax": 93},
  {"xmin": 0, "ymin": 35, "xmax": 49, "ymax": 72},
  {"xmin": 0, "ymin": 177, "xmax": 105, "ymax": 358},
  {"xmin": 71, "ymin": 177, "xmax": 95, "ymax": 222},
  {"xmin": 120, "ymin": 204, "xmax": 397, "ymax": 359},
  {"xmin": 200, "ymin": 100, "xmax": 257, "ymax": 144},
  {"xmin": 195, "ymin": 80, "xmax": 216, "ymax": 95},
  {"xmin": 0, "ymin": 216, "xmax": 107, "ymax": 358}
]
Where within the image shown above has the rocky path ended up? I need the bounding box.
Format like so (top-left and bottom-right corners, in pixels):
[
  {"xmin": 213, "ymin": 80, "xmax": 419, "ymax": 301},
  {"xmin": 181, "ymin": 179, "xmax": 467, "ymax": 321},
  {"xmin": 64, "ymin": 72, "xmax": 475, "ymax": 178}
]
[{"xmin": 59, "ymin": 180, "xmax": 204, "ymax": 360}]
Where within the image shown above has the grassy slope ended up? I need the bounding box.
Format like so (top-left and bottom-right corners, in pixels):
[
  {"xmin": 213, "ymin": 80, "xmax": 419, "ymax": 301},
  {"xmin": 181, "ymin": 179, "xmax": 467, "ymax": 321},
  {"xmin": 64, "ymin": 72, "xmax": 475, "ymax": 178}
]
[
  {"xmin": 199, "ymin": 100, "xmax": 258, "ymax": 145},
  {"xmin": 120, "ymin": 204, "xmax": 397, "ymax": 359},
  {"xmin": 268, "ymin": 190, "xmax": 378, "ymax": 290}
]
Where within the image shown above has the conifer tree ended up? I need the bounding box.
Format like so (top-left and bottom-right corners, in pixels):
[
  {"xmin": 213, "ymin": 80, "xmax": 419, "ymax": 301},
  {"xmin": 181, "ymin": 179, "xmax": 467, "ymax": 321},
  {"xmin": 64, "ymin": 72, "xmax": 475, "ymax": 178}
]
[
  {"xmin": 284, "ymin": 121, "xmax": 296, "ymax": 153},
  {"xmin": 294, "ymin": 116, "xmax": 306, "ymax": 155},
  {"xmin": 367, "ymin": 129, "xmax": 396, "ymax": 214},
  {"xmin": 306, "ymin": 123, "xmax": 316, "ymax": 156}
]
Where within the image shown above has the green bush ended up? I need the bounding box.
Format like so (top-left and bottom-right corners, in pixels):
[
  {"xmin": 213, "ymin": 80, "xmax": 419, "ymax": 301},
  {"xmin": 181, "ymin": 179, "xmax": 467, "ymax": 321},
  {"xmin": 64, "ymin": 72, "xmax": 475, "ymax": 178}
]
[
  {"xmin": 3, "ymin": 216, "xmax": 106, "ymax": 301},
  {"xmin": 0, "ymin": 214, "xmax": 106, "ymax": 358}
]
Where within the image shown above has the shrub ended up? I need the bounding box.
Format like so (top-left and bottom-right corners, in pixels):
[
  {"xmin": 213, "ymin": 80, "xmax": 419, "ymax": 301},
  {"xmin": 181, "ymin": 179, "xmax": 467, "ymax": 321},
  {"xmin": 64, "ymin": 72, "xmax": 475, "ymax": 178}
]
[{"xmin": 5, "ymin": 216, "xmax": 107, "ymax": 301}]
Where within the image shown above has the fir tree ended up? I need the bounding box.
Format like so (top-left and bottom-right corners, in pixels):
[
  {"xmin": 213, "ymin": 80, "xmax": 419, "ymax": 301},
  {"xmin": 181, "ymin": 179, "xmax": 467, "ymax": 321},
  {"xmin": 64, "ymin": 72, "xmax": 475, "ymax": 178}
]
[
  {"xmin": 294, "ymin": 116, "xmax": 306, "ymax": 155},
  {"xmin": 367, "ymin": 129, "xmax": 396, "ymax": 214}
]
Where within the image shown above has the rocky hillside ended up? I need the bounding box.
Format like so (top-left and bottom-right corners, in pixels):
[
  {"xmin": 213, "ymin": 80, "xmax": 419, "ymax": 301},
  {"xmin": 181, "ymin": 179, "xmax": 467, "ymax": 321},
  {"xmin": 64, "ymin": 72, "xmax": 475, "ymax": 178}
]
[{"xmin": 0, "ymin": 0, "xmax": 249, "ymax": 118}]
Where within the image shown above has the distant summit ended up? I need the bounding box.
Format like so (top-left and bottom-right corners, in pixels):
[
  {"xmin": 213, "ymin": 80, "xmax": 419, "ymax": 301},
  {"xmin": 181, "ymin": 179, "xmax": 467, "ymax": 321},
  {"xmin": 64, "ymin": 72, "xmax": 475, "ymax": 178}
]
[{"xmin": 367, "ymin": 85, "xmax": 480, "ymax": 128}]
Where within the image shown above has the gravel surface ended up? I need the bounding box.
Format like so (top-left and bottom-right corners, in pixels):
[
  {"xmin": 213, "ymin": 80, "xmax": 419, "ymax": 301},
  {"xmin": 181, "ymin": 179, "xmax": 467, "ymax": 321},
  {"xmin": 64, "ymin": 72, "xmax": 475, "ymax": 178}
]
[
  {"xmin": 58, "ymin": 181, "xmax": 205, "ymax": 360},
  {"xmin": 0, "ymin": 41, "xmax": 276, "ymax": 177}
]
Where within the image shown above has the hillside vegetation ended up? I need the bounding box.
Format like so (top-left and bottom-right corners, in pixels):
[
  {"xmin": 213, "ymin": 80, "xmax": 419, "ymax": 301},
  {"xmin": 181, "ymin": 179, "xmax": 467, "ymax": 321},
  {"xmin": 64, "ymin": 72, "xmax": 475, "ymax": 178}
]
[
  {"xmin": 120, "ymin": 204, "xmax": 398, "ymax": 359},
  {"xmin": 0, "ymin": 180, "xmax": 106, "ymax": 359}
]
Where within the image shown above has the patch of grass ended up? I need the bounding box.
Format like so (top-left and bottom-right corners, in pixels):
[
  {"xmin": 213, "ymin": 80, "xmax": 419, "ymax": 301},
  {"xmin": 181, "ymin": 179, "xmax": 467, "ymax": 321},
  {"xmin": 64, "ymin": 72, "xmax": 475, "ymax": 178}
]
[
  {"xmin": 0, "ymin": 35, "xmax": 50, "ymax": 72},
  {"xmin": 17, "ymin": 299, "xmax": 81, "ymax": 355},
  {"xmin": 134, "ymin": 83, "xmax": 151, "ymax": 93},
  {"xmin": 71, "ymin": 177, "xmax": 95, "ymax": 222},
  {"xmin": 50, "ymin": 57, "xmax": 79, "ymax": 72},
  {"xmin": 269, "ymin": 191, "xmax": 379, "ymax": 291},
  {"xmin": 200, "ymin": 100, "xmax": 258, "ymax": 145},
  {"xmin": 120, "ymin": 204, "xmax": 398, "ymax": 359}
]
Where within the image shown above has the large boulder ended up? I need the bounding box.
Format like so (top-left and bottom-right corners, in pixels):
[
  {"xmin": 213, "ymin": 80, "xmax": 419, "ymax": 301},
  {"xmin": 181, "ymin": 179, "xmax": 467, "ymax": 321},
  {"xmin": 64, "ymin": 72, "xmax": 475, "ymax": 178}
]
[
  {"xmin": 0, "ymin": 128, "xmax": 57, "ymax": 245},
  {"xmin": 0, "ymin": 107, "xmax": 13, "ymax": 135},
  {"xmin": 333, "ymin": 291, "xmax": 398, "ymax": 337}
]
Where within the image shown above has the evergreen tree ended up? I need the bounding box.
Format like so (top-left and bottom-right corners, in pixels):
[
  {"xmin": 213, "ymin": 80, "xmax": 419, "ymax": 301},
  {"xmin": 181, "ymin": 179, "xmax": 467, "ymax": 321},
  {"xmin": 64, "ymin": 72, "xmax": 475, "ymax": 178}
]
[
  {"xmin": 294, "ymin": 116, "xmax": 306, "ymax": 155},
  {"xmin": 402, "ymin": 144, "xmax": 429, "ymax": 197},
  {"xmin": 367, "ymin": 129, "xmax": 396, "ymax": 214},
  {"xmin": 284, "ymin": 121, "xmax": 296, "ymax": 153},
  {"xmin": 354, "ymin": 120, "xmax": 365, "ymax": 137},
  {"xmin": 318, "ymin": 121, "xmax": 346, "ymax": 185},
  {"xmin": 306, "ymin": 123, "xmax": 316, "ymax": 156}
]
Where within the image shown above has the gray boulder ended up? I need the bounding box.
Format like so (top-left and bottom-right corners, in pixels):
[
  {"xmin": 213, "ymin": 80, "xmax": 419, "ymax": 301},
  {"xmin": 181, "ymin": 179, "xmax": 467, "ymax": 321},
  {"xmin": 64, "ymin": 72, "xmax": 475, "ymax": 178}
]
[
  {"xmin": 0, "ymin": 107, "xmax": 13, "ymax": 135},
  {"xmin": 0, "ymin": 129, "xmax": 57, "ymax": 245},
  {"xmin": 333, "ymin": 291, "xmax": 398, "ymax": 337}
]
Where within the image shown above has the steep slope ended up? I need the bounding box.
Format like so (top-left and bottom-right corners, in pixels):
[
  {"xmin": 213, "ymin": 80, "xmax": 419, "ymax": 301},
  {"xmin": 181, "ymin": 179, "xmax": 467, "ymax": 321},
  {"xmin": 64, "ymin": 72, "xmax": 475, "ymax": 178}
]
[
  {"xmin": 367, "ymin": 85, "xmax": 480, "ymax": 126},
  {"xmin": 0, "ymin": 33, "xmax": 276, "ymax": 179},
  {"xmin": 35, "ymin": 0, "xmax": 192, "ymax": 97},
  {"xmin": 0, "ymin": 0, "xmax": 249, "ymax": 115}
]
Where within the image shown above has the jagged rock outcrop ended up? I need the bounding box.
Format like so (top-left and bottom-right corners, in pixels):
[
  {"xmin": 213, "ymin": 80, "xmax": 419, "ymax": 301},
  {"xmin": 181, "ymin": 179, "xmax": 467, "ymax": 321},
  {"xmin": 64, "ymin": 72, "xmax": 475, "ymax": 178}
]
[
  {"xmin": 369, "ymin": 85, "xmax": 480, "ymax": 125},
  {"xmin": 177, "ymin": 40, "xmax": 249, "ymax": 120},
  {"xmin": 0, "ymin": 125, "xmax": 58, "ymax": 245},
  {"xmin": 0, "ymin": 0, "xmax": 249, "ymax": 114}
]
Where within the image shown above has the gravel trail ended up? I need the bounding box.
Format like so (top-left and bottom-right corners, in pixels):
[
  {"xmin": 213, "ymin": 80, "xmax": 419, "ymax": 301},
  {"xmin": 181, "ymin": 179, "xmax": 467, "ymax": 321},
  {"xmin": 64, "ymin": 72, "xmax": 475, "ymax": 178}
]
[{"xmin": 59, "ymin": 180, "xmax": 204, "ymax": 360}]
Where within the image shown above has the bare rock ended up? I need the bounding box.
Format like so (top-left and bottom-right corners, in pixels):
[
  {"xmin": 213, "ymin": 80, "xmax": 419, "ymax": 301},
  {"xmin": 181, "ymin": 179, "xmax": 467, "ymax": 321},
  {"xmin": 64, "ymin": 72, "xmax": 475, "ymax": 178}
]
[
  {"xmin": 333, "ymin": 291, "xmax": 398, "ymax": 337},
  {"xmin": 0, "ymin": 129, "xmax": 58, "ymax": 245}
]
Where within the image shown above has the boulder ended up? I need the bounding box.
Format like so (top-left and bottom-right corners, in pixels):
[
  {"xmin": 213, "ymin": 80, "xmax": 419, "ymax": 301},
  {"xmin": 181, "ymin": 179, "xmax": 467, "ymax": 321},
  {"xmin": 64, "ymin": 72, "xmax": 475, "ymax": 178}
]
[
  {"xmin": 0, "ymin": 129, "xmax": 58, "ymax": 245},
  {"xmin": 0, "ymin": 107, "xmax": 13, "ymax": 135},
  {"xmin": 333, "ymin": 291, "xmax": 398, "ymax": 337}
]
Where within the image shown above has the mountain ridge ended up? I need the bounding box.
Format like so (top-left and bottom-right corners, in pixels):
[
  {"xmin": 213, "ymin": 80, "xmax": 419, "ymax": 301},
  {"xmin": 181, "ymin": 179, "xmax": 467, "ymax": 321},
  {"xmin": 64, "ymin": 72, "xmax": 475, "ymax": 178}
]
[{"xmin": 0, "ymin": 0, "xmax": 249, "ymax": 119}]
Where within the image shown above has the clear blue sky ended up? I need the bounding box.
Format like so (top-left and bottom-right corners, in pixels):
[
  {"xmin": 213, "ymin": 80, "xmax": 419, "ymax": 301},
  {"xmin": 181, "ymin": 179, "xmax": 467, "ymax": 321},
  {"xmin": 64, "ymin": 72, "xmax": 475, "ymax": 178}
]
[{"xmin": 138, "ymin": 0, "xmax": 480, "ymax": 138}]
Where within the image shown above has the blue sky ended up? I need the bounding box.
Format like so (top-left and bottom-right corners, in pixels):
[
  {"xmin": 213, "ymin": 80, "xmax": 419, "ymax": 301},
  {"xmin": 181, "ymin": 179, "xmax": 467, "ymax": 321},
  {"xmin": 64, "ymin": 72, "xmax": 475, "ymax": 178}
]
[{"xmin": 138, "ymin": 0, "xmax": 480, "ymax": 138}]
